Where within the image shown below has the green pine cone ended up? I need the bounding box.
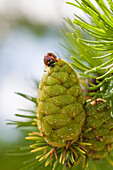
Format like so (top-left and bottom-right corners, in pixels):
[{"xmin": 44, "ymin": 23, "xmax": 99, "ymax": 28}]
[
  {"xmin": 37, "ymin": 56, "xmax": 85, "ymax": 147},
  {"xmin": 84, "ymin": 99, "xmax": 113, "ymax": 160}
]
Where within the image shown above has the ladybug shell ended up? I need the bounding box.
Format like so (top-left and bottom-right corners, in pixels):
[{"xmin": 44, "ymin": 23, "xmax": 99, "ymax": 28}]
[{"xmin": 44, "ymin": 53, "xmax": 57, "ymax": 67}]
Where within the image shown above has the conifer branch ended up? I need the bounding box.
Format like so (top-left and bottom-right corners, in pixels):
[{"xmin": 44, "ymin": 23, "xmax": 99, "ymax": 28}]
[
  {"xmin": 7, "ymin": 1, "xmax": 113, "ymax": 170},
  {"xmin": 62, "ymin": 0, "xmax": 113, "ymax": 113}
]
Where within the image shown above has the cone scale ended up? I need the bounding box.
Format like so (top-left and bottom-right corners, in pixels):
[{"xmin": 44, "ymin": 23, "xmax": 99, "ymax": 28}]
[
  {"xmin": 37, "ymin": 53, "xmax": 85, "ymax": 147},
  {"xmin": 84, "ymin": 99, "xmax": 113, "ymax": 160}
]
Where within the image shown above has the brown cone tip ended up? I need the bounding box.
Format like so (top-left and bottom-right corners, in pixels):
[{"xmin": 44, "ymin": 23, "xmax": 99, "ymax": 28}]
[{"xmin": 90, "ymin": 98, "xmax": 106, "ymax": 106}]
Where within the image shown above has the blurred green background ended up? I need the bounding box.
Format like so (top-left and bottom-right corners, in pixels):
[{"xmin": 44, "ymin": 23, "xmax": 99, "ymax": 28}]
[{"xmin": 0, "ymin": 0, "xmax": 78, "ymax": 169}]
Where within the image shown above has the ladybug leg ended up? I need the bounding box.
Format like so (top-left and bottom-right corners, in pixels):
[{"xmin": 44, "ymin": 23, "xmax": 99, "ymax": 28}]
[
  {"xmin": 48, "ymin": 61, "xmax": 55, "ymax": 67},
  {"xmin": 48, "ymin": 59, "xmax": 59, "ymax": 67}
]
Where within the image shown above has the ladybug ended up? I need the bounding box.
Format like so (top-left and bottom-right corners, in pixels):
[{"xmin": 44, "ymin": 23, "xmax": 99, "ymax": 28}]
[{"xmin": 44, "ymin": 53, "xmax": 59, "ymax": 67}]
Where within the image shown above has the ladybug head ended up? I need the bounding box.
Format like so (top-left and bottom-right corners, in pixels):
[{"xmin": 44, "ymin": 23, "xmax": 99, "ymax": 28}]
[{"xmin": 44, "ymin": 53, "xmax": 58, "ymax": 67}]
